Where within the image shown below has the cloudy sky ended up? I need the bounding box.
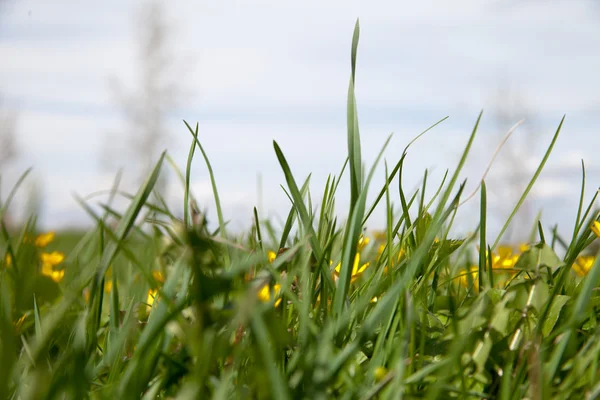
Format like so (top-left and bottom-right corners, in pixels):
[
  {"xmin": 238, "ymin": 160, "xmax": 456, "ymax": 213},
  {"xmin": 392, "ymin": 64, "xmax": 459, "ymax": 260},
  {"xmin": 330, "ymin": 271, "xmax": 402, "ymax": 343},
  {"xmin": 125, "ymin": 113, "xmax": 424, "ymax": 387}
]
[{"xmin": 1, "ymin": 0, "xmax": 599, "ymax": 241}]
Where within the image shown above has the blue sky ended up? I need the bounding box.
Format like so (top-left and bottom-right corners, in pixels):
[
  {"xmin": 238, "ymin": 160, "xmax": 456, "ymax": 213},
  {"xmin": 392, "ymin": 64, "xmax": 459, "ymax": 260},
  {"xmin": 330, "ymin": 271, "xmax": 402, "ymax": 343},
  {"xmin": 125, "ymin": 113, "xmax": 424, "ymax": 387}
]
[{"xmin": 1, "ymin": 0, "xmax": 599, "ymax": 240}]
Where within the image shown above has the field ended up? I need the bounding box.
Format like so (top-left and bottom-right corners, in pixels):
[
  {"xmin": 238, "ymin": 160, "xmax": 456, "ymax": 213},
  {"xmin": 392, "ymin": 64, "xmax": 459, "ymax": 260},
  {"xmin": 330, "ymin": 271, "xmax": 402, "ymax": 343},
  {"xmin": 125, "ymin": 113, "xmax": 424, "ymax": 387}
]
[{"xmin": 2, "ymin": 22, "xmax": 600, "ymax": 399}]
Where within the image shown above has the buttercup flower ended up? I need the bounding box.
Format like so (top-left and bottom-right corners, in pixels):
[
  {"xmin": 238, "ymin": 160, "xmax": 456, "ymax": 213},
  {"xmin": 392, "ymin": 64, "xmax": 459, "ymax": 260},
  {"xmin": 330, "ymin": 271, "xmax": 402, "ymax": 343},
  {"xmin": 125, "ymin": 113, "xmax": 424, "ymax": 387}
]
[
  {"xmin": 357, "ymin": 235, "xmax": 370, "ymax": 251},
  {"xmin": 457, "ymin": 266, "xmax": 480, "ymax": 290},
  {"xmin": 35, "ymin": 232, "xmax": 55, "ymax": 248},
  {"xmin": 40, "ymin": 251, "xmax": 65, "ymax": 282},
  {"xmin": 267, "ymin": 250, "xmax": 277, "ymax": 263},
  {"xmin": 377, "ymin": 244, "xmax": 404, "ymax": 262},
  {"xmin": 257, "ymin": 283, "xmax": 282, "ymax": 307},
  {"xmin": 458, "ymin": 245, "xmax": 531, "ymax": 289},
  {"xmin": 372, "ymin": 230, "xmax": 387, "ymax": 241},
  {"xmin": 153, "ymin": 270, "xmax": 165, "ymax": 283},
  {"xmin": 147, "ymin": 289, "xmax": 158, "ymax": 309},
  {"xmin": 491, "ymin": 246, "xmax": 520, "ymax": 271},
  {"xmin": 573, "ymin": 255, "xmax": 595, "ymax": 277},
  {"xmin": 592, "ymin": 221, "xmax": 600, "ymax": 238},
  {"xmin": 333, "ymin": 253, "xmax": 370, "ymax": 283}
]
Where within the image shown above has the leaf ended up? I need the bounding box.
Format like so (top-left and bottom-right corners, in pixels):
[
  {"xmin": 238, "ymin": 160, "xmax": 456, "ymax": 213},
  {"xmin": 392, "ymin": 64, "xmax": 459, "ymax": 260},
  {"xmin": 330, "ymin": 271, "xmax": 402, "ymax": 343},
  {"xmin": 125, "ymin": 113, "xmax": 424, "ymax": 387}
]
[
  {"xmin": 530, "ymin": 280, "xmax": 550, "ymax": 313},
  {"xmin": 490, "ymin": 296, "xmax": 512, "ymax": 336},
  {"xmin": 542, "ymin": 295, "xmax": 570, "ymax": 336},
  {"xmin": 514, "ymin": 243, "xmax": 562, "ymax": 271}
]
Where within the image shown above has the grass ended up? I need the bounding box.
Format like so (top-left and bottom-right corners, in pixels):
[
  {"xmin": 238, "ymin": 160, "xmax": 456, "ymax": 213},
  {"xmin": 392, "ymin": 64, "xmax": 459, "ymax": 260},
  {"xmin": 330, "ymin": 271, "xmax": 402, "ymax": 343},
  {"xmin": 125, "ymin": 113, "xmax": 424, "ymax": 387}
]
[{"xmin": 2, "ymin": 20, "xmax": 600, "ymax": 399}]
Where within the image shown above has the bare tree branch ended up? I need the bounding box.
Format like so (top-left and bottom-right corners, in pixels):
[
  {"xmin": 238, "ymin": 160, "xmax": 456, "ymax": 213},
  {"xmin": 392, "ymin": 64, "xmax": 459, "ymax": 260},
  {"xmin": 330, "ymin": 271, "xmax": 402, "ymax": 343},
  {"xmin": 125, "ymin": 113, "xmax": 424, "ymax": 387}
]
[
  {"xmin": 104, "ymin": 1, "xmax": 186, "ymax": 192},
  {"xmin": 0, "ymin": 99, "xmax": 18, "ymax": 171}
]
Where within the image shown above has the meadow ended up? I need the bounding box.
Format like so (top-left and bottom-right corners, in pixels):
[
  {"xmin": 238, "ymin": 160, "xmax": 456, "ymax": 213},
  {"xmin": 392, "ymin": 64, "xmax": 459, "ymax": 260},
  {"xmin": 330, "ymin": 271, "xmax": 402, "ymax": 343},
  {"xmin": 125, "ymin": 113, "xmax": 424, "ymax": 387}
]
[{"xmin": 2, "ymin": 21, "xmax": 600, "ymax": 399}]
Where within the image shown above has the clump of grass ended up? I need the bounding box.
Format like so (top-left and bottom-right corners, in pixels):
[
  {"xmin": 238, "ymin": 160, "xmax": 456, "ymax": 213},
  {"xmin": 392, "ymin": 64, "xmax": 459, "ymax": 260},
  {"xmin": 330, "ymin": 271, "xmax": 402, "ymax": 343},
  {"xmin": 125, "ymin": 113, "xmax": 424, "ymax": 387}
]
[{"xmin": 1, "ymin": 19, "xmax": 600, "ymax": 399}]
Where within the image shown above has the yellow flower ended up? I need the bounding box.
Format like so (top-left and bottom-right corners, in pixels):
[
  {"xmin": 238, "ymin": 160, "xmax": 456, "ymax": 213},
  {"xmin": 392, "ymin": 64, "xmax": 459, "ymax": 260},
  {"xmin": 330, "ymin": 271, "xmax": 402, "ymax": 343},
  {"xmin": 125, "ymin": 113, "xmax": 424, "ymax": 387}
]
[
  {"xmin": 377, "ymin": 244, "xmax": 405, "ymax": 260},
  {"xmin": 257, "ymin": 283, "xmax": 282, "ymax": 307},
  {"xmin": 519, "ymin": 243, "xmax": 530, "ymax": 253},
  {"xmin": 267, "ymin": 250, "xmax": 277, "ymax": 263},
  {"xmin": 459, "ymin": 245, "xmax": 531, "ymax": 289},
  {"xmin": 492, "ymin": 246, "xmax": 519, "ymax": 269},
  {"xmin": 376, "ymin": 244, "xmax": 404, "ymax": 274},
  {"xmin": 152, "ymin": 270, "xmax": 165, "ymax": 283},
  {"xmin": 573, "ymin": 256, "xmax": 595, "ymax": 277},
  {"xmin": 147, "ymin": 289, "xmax": 158, "ymax": 309},
  {"xmin": 457, "ymin": 266, "xmax": 479, "ymax": 290},
  {"xmin": 333, "ymin": 253, "xmax": 370, "ymax": 283},
  {"xmin": 357, "ymin": 235, "xmax": 370, "ymax": 251},
  {"xmin": 377, "ymin": 244, "xmax": 386, "ymax": 258},
  {"xmin": 477, "ymin": 245, "xmax": 520, "ymax": 274},
  {"xmin": 35, "ymin": 232, "xmax": 55, "ymax": 248},
  {"xmin": 104, "ymin": 280, "xmax": 113, "ymax": 293},
  {"xmin": 372, "ymin": 230, "xmax": 387, "ymax": 241},
  {"xmin": 4, "ymin": 253, "xmax": 12, "ymax": 267},
  {"xmin": 41, "ymin": 251, "xmax": 64, "ymax": 265},
  {"xmin": 592, "ymin": 221, "xmax": 600, "ymax": 238},
  {"xmin": 40, "ymin": 251, "xmax": 65, "ymax": 282}
]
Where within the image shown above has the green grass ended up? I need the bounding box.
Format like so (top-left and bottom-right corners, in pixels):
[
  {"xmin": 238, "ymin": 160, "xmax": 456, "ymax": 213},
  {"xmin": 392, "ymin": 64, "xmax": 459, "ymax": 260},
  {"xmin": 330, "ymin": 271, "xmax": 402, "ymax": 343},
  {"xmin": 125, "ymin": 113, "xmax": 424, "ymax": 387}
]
[{"xmin": 1, "ymin": 20, "xmax": 600, "ymax": 399}]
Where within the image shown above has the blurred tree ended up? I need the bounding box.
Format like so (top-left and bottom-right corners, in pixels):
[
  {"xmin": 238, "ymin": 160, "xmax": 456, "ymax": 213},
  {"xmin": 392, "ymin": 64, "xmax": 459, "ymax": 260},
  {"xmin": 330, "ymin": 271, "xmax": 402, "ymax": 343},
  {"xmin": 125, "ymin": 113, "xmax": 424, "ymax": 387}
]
[
  {"xmin": 0, "ymin": 95, "xmax": 23, "ymax": 230},
  {"xmin": 105, "ymin": 0, "xmax": 187, "ymax": 194},
  {"xmin": 0, "ymin": 2, "xmax": 17, "ymax": 170},
  {"xmin": 0, "ymin": 101, "xmax": 18, "ymax": 171},
  {"xmin": 488, "ymin": 85, "xmax": 539, "ymax": 242}
]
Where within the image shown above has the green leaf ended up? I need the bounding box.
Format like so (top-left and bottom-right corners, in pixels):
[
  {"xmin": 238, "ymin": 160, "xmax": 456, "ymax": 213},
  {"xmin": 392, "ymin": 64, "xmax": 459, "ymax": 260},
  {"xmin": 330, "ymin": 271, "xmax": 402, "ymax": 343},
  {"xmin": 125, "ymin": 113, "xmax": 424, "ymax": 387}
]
[
  {"xmin": 273, "ymin": 141, "xmax": 335, "ymax": 291},
  {"xmin": 542, "ymin": 295, "xmax": 570, "ymax": 336},
  {"xmin": 250, "ymin": 313, "xmax": 292, "ymax": 400},
  {"xmin": 347, "ymin": 19, "xmax": 362, "ymax": 210},
  {"xmin": 514, "ymin": 243, "xmax": 562, "ymax": 271}
]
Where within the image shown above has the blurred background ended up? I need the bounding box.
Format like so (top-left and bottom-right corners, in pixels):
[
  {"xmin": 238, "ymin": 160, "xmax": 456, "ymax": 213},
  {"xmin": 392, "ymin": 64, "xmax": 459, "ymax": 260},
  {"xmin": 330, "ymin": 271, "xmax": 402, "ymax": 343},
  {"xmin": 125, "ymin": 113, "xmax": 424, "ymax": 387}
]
[{"xmin": 0, "ymin": 0, "xmax": 599, "ymax": 242}]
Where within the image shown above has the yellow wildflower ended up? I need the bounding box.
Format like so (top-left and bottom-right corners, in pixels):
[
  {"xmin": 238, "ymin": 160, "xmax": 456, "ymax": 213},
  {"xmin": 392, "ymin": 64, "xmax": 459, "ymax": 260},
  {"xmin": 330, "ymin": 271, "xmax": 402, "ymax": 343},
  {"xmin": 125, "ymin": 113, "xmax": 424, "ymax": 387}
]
[
  {"xmin": 492, "ymin": 246, "xmax": 519, "ymax": 271},
  {"xmin": 457, "ymin": 266, "xmax": 479, "ymax": 290},
  {"xmin": 35, "ymin": 232, "xmax": 55, "ymax": 248},
  {"xmin": 41, "ymin": 251, "xmax": 64, "ymax": 265},
  {"xmin": 267, "ymin": 250, "xmax": 277, "ymax": 263},
  {"xmin": 377, "ymin": 244, "xmax": 405, "ymax": 260},
  {"xmin": 333, "ymin": 253, "xmax": 370, "ymax": 283},
  {"xmin": 519, "ymin": 243, "xmax": 530, "ymax": 253},
  {"xmin": 459, "ymin": 245, "xmax": 530, "ymax": 289},
  {"xmin": 257, "ymin": 283, "xmax": 282, "ymax": 307},
  {"xmin": 104, "ymin": 280, "xmax": 113, "ymax": 293},
  {"xmin": 40, "ymin": 251, "xmax": 65, "ymax": 282},
  {"xmin": 573, "ymin": 256, "xmax": 595, "ymax": 277},
  {"xmin": 147, "ymin": 289, "xmax": 158, "ymax": 309},
  {"xmin": 372, "ymin": 231, "xmax": 387, "ymax": 241},
  {"xmin": 476, "ymin": 245, "xmax": 520, "ymax": 274},
  {"xmin": 592, "ymin": 221, "xmax": 600, "ymax": 238},
  {"xmin": 153, "ymin": 270, "xmax": 165, "ymax": 283},
  {"xmin": 376, "ymin": 244, "xmax": 404, "ymax": 274},
  {"xmin": 357, "ymin": 235, "xmax": 370, "ymax": 251},
  {"xmin": 4, "ymin": 253, "xmax": 12, "ymax": 267}
]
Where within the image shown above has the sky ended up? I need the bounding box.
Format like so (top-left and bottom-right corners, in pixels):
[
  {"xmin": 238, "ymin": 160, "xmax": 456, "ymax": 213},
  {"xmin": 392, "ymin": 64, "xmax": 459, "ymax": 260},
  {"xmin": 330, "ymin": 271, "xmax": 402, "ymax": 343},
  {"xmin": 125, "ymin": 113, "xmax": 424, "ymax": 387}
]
[{"xmin": 0, "ymin": 0, "xmax": 599, "ymax": 241}]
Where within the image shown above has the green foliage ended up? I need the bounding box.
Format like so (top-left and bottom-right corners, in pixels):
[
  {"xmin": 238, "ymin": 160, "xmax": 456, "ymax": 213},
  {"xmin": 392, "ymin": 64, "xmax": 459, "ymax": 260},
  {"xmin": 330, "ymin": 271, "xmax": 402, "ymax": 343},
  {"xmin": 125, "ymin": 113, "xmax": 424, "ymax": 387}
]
[{"xmin": 1, "ymin": 19, "xmax": 600, "ymax": 400}]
